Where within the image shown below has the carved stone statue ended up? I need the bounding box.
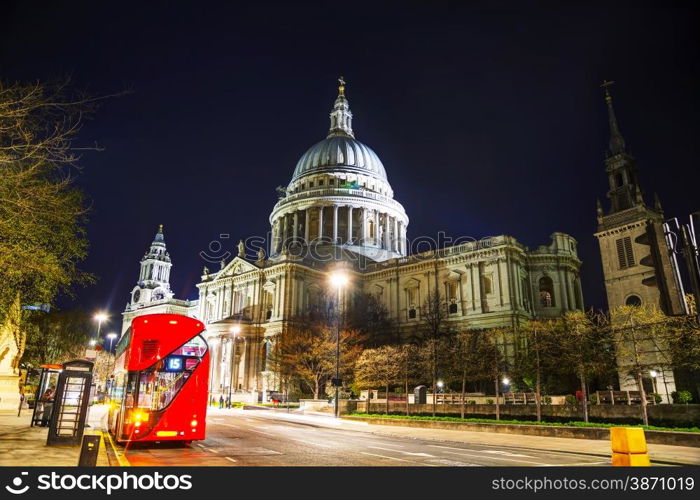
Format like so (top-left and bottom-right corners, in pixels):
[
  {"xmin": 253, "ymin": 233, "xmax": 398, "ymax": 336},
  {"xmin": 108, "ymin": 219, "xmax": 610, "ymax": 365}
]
[
  {"xmin": 203, "ymin": 266, "xmax": 209, "ymax": 276},
  {"xmin": 257, "ymin": 247, "xmax": 266, "ymax": 261},
  {"xmin": 220, "ymin": 258, "xmax": 226, "ymax": 270},
  {"xmin": 237, "ymin": 239, "xmax": 245, "ymax": 257}
]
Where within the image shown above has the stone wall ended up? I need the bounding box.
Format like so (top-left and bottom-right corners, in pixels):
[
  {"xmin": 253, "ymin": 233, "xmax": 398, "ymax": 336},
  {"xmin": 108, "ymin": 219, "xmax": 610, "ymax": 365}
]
[{"xmin": 357, "ymin": 402, "xmax": 700, "ymax": 427}]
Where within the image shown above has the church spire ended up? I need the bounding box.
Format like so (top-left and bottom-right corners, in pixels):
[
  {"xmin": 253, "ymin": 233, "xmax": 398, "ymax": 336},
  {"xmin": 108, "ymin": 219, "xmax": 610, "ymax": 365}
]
[
  {"xmin": 601, "ymin": 80, "xmax": 626, "ymax": 155},
  {"xmin": 327, "ymin": 76, "xmax": 354, "ymax": 139}
]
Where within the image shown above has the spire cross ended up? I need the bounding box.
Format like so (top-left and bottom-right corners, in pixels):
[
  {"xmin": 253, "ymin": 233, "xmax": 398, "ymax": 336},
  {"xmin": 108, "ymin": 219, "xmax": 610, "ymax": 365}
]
[
  {"xmin": 601, "ymin": 80, "xmax": 615, "ymax": 99},
  {"xmin": 338, "ymin": 76, "xmax": 346, "ymax": 96}
]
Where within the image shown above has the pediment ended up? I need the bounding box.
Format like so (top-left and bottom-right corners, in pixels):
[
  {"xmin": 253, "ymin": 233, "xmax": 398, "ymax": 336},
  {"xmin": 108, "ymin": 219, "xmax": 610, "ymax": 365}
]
[{"xmin": 218, "ymin": 257, "xmax": 258, "ymax": 278}]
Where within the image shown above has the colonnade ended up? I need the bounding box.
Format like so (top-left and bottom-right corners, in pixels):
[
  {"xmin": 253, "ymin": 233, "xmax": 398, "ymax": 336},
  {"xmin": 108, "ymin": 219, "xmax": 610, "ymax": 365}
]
[{"xmin": 271, "ymin": 205, "xmax": 406, "ymax": 255}]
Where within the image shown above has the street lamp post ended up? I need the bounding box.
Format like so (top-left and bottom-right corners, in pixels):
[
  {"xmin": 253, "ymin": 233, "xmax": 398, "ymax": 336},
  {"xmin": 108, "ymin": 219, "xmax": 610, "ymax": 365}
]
[
  {"xmin": 93, "ymin": 312, "xmax": 108, "ymax": 342},
  {"xmin": 106, "ymin": 333, "xmax": 118, "ymax": 382},
  {"xmin": 649, "ymin": 370, "xmax": 659, "ymax": 402},
  {"xmin": 228, "ymin": 325, "xmax": 241, "ymax": 407},
  {"xmin": 330, "ymin": 271, "xmax": 349, "ymax": 418}
]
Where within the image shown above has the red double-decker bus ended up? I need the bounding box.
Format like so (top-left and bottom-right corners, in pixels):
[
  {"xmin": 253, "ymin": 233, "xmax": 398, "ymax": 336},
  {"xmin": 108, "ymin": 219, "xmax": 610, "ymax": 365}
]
[{"xmin": 108, "ymin": 314, "xmax": 209, "ymax": 443}]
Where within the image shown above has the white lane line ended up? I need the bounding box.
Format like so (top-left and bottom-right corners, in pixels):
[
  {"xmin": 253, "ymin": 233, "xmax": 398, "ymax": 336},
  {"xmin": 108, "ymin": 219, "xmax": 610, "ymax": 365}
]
[
  {"xmin": 441, "ymin": 450, "xmax": 546, "ymax": 465},
  {"xmin": 367, "ymin": 446, "xmax": 434, "ymax": 457},
  {"xmin": 286, "ymin": 438, "xmax": 336, "ymax": 449},
  {"xmin": 359, "ymin": 452, "xmax": 436, "ymax": 466},
  {"xmin": 482, "ymin": 450, "xmax": 534, "ymax": 458},
  {"xmin": 545, "ymin": 461, "xmax": 610, "ymax": 467},
  {"xmin": 217, "ymin": 422, "xmax": 275, "ymax": 437},
  {"xmin": 225, "ymin": 456, "xmax": 237, "ymax": 463}
]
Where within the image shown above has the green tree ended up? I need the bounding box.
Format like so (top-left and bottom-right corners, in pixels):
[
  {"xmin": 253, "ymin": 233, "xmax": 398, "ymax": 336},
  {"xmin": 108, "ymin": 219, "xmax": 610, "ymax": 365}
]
[
  {"xmin": 0, "ymin": 78, "xmax": 110, "ymax": 367},
  {"xmin": 445, "ymin": 330, "xmax": 483, "ymax": 419},
  {"xmin": 421, "ymin": 288, "xmax": 450, "ymax": 416},
  {"xmin": 556, "ymin": 311, "xmax": 615, "ymax": 423},
  {"xmin": 22, "ymin": 310, "xmax": 92, "ymax": 366},
  {"xmin": 515, "ymin": 319, "xmax": 557, "ymax": 422},
  {"xmin": 277, "ymin": 318, "xmax": 364, "ymax": 399},
  {"xmin": 610, "ymin": 304, "xmax": 676, "ymax": 425},
  {"xmin": 354, "ymin": 345, "xmax": 403, "ymax": 414}
]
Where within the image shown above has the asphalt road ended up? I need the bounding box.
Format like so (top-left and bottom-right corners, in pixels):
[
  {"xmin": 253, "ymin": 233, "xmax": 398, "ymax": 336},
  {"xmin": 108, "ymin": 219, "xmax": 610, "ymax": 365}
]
[{"xmin": 118, "ymin": 409, "xmax": 611, "ymax": 466}]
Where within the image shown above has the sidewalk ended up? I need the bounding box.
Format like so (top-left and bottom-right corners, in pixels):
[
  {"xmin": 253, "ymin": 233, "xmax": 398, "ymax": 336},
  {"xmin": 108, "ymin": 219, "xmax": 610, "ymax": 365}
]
[{"xmin": 0, "ymin": 405, "xmax": 110, "ymax": 467}]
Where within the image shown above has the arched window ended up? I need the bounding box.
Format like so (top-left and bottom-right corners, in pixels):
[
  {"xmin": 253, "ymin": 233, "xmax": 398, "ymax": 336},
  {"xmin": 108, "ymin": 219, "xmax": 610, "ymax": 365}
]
[
  {"xmin": 615, "ymin": 173, "xmax": 624, "ymax": 187},
  {"xmin": 625, "ymin": 294, "xmax": 642, "ymax": 307},
  {"xmin": 539, "ymin": 276, "xmax": 555, "ymax": 307}
]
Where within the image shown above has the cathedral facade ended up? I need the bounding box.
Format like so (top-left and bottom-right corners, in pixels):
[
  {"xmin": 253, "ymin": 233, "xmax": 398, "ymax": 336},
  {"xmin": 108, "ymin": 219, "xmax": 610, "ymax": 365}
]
[{"xmin": 122, "ymin": 80, "xmax": 584, "ymax": 402}]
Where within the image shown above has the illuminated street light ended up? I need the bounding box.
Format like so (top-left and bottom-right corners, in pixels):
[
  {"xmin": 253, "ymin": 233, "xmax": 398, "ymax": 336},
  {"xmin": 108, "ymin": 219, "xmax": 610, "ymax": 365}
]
[
  {"xmin": 228, "ymin": 325, "xmax": 241, "ymax": 406},
  {"xmin": 329, "ymin": 271, "xmax": 349, "ymax": 288},
  {"xmin": 329, "ymin": 270, "xmax": 349, "ymax": 418},
  {"xmin": 649, "ymin": 370, "xmax": 659, "ymax": 396},
  {"xmin": 106, "ymin": 332, "xmax": 118, "ymax": 352},
  {"xmin": 437, "ymin": 380, "xmax": 444, "ymax": 394},
  {"xmin": 89, "ymin": 339, "xmax": 97, "ymax": 347},
  {"xmin": 93, "ymin": 311, "xmax": 109, "ymax": 341}
]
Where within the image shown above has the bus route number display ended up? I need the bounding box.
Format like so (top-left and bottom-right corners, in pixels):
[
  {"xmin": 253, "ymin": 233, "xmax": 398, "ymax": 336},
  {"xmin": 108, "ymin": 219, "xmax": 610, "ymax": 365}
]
[{"xmin": 165, "ymin": 355, "xmax": 185, "ymax": 372}]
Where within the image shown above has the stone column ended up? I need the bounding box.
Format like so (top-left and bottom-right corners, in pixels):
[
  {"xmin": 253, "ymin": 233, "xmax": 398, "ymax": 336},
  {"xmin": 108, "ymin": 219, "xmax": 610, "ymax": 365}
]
[
  {"xmin": 318, "ymin": 206, "xmax": 324, "ymax": 239},
  {"xmin": 347, "ymin": 206, "xmax": 353, "ymax": 244},
  {"xmin": 304, "ymin": 209, "xmax": 310, "ymax": 243},
  {"xmin": 360, "ymin": 207, "xmax": 366, "ymax": 244},
  {"xmin": 279, "ymin": 216, "xmax": 286, "ymax": 251},
  {"xmin": 373, "ymin": 210, "xmax": 380, "ymax": 246},
  {"xmin": 383, "ymin": 214, "xmax": 390, "ymax": 250},
  {"xmin": 333, "ymin": 205, "xmax": 339, "ymax": 243},
  {"xmin": 393, "ymin": 217, "xmax": 399, "ymax": 252},
  {"xmin": 558, "ymin": 268, "xmax": 568, "ymax": 311},
  {"xmin": 293, "ymin": 211, "xmax": 299, "ymax": 241}
]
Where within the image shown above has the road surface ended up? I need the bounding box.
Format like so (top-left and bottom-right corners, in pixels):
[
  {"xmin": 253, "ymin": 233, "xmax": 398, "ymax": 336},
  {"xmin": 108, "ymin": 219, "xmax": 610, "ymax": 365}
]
[{"xmin": 117, "ymin": 409, "xmax": 612, "ymax": 466}]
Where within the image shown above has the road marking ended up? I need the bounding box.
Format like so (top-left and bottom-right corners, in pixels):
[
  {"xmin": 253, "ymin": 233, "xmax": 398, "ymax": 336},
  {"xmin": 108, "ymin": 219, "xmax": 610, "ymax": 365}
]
[
  {"xmin": 225, "ymin": 456, "xmax": 237, "ymax": 463},
  {"xmin": 545, "ymin": 461, "xmax": 610, "ymax": 466},
  {"xmin": 367, "ymin": 446, "xmax": 434, "ymax": 457},
  {"xmin": 482, "ymin": 450, "xmax": 533, "ymax": 458},
  {"xmin": 217, "ymin": 422, "xmax": 275, "ymax": 437},
  {"xmin": 359, "ymin": 452, "xmax": 436, "ymax": 466},
  {"xmin": 427, "ymin": 444, "xmax": 534, "ymax": 458},
  {"xmin": 287, "ymin": 438, "xmax": 336, "ymax": 449},
  {"xmin": 426, "ymin": 446, "xmax": 549, "ymax": 465},
  {"xmin": 104, "ymin": 431, "xmax": 130, "ymax": 467},
  {"xmin": 428, "ymin": 458, "xmax": 481, "ymax": 467}
]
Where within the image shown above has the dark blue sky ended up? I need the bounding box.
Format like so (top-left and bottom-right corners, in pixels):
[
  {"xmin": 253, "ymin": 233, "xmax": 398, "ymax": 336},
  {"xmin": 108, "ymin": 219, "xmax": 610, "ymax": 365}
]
[{"xmin": 3, "ymin": 1, "xmax": 699, "ymax": 322}]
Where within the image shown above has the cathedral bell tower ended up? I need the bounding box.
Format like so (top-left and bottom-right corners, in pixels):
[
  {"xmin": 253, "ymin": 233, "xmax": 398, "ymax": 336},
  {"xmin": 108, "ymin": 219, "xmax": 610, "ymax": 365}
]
[
  {"xmin": 594, "ymin": 82, "xmax": 685, "ymax": 315},
  {"xmin": 129, "ymin": 225, "xmax": 174, "ymax": 307}
]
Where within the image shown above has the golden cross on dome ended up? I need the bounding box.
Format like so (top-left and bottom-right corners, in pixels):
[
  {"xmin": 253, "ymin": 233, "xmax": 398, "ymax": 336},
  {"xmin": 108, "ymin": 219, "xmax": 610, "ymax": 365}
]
[{"xmin": 338, "ymin": 76, "xmax": 346, "ymax": 96}]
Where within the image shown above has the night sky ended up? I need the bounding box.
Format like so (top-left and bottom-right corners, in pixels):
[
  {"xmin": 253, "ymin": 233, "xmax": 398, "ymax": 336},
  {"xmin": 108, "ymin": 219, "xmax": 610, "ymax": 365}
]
[{"xmin": 3, "ymin": 1, "xmax": 699, "ymax": 326}]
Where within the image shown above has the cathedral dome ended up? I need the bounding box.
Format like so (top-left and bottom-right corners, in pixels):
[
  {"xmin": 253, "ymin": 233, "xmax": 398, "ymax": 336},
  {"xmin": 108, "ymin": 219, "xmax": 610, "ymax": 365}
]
[{"xmin": 292, "ymin": 136, "xmax": 388, "ymax": 182}]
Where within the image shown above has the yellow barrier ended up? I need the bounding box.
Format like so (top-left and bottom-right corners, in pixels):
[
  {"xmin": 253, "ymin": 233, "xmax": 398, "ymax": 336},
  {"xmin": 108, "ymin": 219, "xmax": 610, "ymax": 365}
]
[{"xmin": 610, "ymin": 427, "xmax": 650, "ymax": 466}]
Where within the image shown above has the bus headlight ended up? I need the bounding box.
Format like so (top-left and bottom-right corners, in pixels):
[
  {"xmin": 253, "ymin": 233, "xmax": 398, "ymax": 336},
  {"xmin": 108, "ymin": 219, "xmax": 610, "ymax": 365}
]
[{"xmin": 191, "ymin": 419, "xmax": 198, "ymax": 427}]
